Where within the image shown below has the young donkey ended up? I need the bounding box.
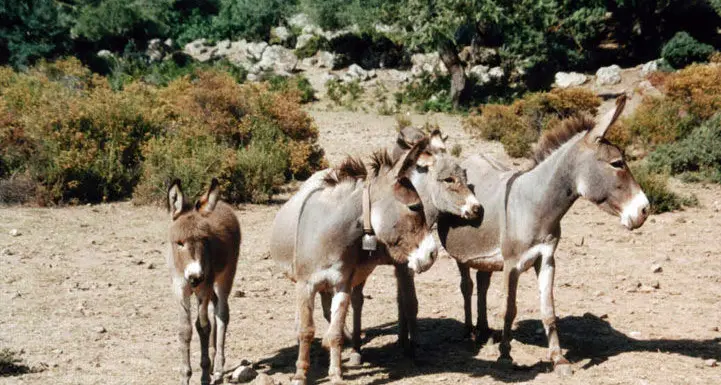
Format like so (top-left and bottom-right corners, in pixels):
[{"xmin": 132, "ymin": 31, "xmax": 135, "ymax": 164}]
[
  {"xmin": 437, "ymin": 95, "xmax": 649, "ymax": 374},
  {"xmin": 332, "ymin": 129, "xmax": 481, "ymax": 362},
  {"xmin": 167, "ymin": 179, "xmax": 241, "ymax": 385},
  {"xmin": 270, "ymin": 141, "xmax": 438, "ymax": 385}
]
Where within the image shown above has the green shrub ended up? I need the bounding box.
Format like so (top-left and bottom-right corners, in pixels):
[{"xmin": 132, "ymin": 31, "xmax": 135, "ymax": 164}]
[
  {"xmin": 294, "ymin": 35, "xmax": 329, "ymax": 59},
  {"xmin": 632, "ymin": 165, "xmax": 698, "ymax": 214},
  {"xmin": 212, "ymin": 0, "xmax": 289, "ymax": 41},
  {"xmin": 268, "ymin": 75, "xmax": 315, "ymax": 104},
  {"xmin": 646, "ymin": 115, "xmax": 721, "ymax": 183},
  {"xmin": 661, "ymin": 31, "xmax": 714, "ymax": 69},
  {"xmin": 325, "ymin": 79, "xmax": 364, "ymax": 109},
  {"xmin": 0, "ymin": 59, "xmax": 326, "ymax": 205}
]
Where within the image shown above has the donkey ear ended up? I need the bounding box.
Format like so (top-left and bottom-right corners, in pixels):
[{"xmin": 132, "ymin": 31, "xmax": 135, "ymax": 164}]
[
  {"xmin": 398, "ymin": 127, "xmax": 424, "ymax": 149},
  {"xmin": 429, "ymin": 129, "xmax": 447, "ymax": 152},
  {"xmin": 397, "ymin": 137, "xmax": 430, "ymax": 179},
  {"xmin": 587, "ymin": 94, "xmax": 627, "ymax": 142},
  {"xmin": 196, "ymin": 178, "xmax": 220, "ymax": 214},
  {"xmin": 167, "ymin": 179, "xmax": 186, "ymax": 219}
]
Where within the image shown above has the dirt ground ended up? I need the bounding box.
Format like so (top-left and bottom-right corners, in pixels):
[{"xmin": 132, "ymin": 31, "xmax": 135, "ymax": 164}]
[{"xmin": 2, "ymin": 108, "xmax": 721, "ymax": 385}]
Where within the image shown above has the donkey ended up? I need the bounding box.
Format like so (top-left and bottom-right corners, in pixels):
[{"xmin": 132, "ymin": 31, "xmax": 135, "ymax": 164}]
[
  {"xmin": 330, "ymin": 128, "xmax": 481, "ymax": 362},
  {"xmin": 436, "ymin": 95, "xmax": 649, "ymax": 375},
  {"xmin": 167, "ymin": 178, "xmax": 241, "ymax": 385},
  {"xmin": 270, "ymin": 141, "xmax": 438, "ymax": 385}
]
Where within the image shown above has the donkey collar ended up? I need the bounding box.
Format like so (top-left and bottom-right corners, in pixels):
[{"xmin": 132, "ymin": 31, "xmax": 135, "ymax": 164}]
[{"xmin": 362, "ymin": 182, "xmax": 374, "ymax": 235}]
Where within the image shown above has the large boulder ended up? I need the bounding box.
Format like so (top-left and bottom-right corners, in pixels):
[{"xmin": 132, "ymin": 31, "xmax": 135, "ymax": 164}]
[
  {"xmin": 411, "ymin": 52, "xmax": 447, "ymax": 76},
  {"xmin": 252, "ymin": 45, "xmax": 298, "ymax": 75},
  {"xmin": 488, "ymin": 66, "xmax": 505, "ymax": 80},
  {"xmin": 246, "ymin": 41, "xmax": 268, "ymax": 61},
  {"xmin": 342, "ymin": 63, "xmax": 375, "ymax": 82},
  {"xmin": 146, "ymin": 38, "xmax": 172, "ymax": 62},
  {"xmin": 596, "ymin": 65, "xmax": 622, "ymax": 86},
  {"xmin": 288, "ymin": 13, "xmax": 313, "ymax": 30},
  {"xmin": 295, "ymin": 34, "xmax": 315, "ymax": 50},
  {"xmin": 317, "ymin": 51, "xmax": 336, "ymax": 69},
  {"xmin": 271, "ymin": 26, "xmax": 292, "ymax": 45},
  {"xmin": 468, "ymin": 65, "xmax": 491, "ymax": 84},
  {"xmin": 554, "ymin": 71, "xmax": 587, "ymax": 88},
  {"xmin": 183, "ymin": 39, "xmax": 218, "ymax": 62}
]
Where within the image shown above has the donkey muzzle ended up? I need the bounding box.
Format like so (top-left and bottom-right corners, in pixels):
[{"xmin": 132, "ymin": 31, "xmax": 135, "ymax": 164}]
[
  {"xmin": 184, "ymin": 261, "xmax": 204, "ymax": 287},
  {"xmin": 621, "ymin": 191, "xmax": 650, "ymax": 230},
  {"xmin": 407, "ymin": 234, "xmax": 438, "ymax": 274},
  {"xmin": 461, "ymin": 195, "xmax": 483, "ymax": 220}
]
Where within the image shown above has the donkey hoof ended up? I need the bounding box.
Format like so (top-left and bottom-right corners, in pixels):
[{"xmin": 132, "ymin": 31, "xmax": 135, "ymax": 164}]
[
  {"xmin": 330, "ymin": 377, "xmax": 346, "ymax": 385},
  {"xmin": 211, "ymin": 372, "xmax": 224, "ymax": 384},
  {"xmin": 290, "ymin": 377, "xmax": 306, "ymax": 385},
  {"xmin": 349, "ymin": 352, "xmax": 363, "ymax": 366},
  {"xmin": 496, "ymin": 357, "xmax": 514, "ymax": 370},
  {"xmin": 554, "ymin": 362, "xmax": 573, "ymax": 377}
]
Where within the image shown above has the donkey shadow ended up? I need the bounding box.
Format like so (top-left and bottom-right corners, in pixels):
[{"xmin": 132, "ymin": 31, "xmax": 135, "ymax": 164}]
[
  {"xmin": 256, "ymin": 318, "xmax": 551, "ymax": 384},
  {"xmin": 257, "ymin": 314, "xmax": 721, "ymax": 383},
  {"xmin": 514, "ymin": 313, "xmax": 721, "ymax": 369}
]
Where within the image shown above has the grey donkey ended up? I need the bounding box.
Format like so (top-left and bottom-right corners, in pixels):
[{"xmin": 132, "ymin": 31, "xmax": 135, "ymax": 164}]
[
  {"xmin": 270, "ymin": 140, "xmax": 439, "ymax": 385},
  {"xmin": 327, "ymin": 128, "xmax": 481, "ymax": 363},
  {"xmin": 437, "ymin": 95, "xmax": 650, "ymax": 375},
  {"xmin": 167, "ymin": 178, "xmax": 242, "ymax": 385}
]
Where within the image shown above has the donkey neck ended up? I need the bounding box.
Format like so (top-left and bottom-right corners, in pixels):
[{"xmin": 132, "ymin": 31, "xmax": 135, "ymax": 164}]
[
  {"xmin": 512, "ymin": 134, "xmax": 583, "ymax": 234},
  {"xmin": 409, "ymin": 170, "xmax": 440, "ymax": 226}
]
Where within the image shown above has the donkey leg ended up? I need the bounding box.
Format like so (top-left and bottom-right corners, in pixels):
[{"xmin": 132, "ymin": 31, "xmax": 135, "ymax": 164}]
[
  {"xmin": 213, "ymin": 284, "xmax": 232, "ymax": 383},
  {"xmin": 534, "ymin": 255, "xmax": 571, "ymax": 376},
  {"xmin": 498, "ymin": 260, "xmax": 519, "ymax": 367},
  {"xmin": 349, "ymin": 280, "xmax": 366, "ymax": 366},
  {"xmin": 456, "ymin": 261, "xmax": 474, "ymax": 339},
  {"xmin": 323, "ymin": 286, "xmax": 351, "ymax": 384},
  {"xmin": 475, "ymin": 271, "xmax": 493, "ymax": 343},
  {"xmin": 176, "ymin": 281, "xmax": 192, "ymax": 385},
  {"xmin": 293, "ymin": 281, "xmax": 316, "ymax": 385},
  {"xmin": 208, "ymin": 295, "xmax": 217, "ymax": 378},
  {"xmin": 196, "ymin": 296, "xmax": 212, "ymax": 385},
  {"xmin": 395, "ymin": 264, "xmax": 418, "ymax": 358},
  {"xmin": 323, "ymin": 291, "xmax": 352, "ymax": 343}
]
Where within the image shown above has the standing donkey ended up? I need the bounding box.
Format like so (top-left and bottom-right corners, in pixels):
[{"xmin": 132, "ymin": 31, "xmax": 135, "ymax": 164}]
[
  {"xmin": 270, "ymin": 141, "xmax": 438, "ymax": 385},
  {"xmin": 167, "ymin": 178, "xmax": 241, "ymax": 385},
  {"xmin": 437, "ymin": 95, "xmax": 649, "ymax": 374},
  {"xmin": 331, "ymin": 129, "xmax": 481, "ymax": 362}
]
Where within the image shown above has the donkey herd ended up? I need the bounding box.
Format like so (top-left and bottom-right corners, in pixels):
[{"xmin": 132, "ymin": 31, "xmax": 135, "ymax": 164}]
[{"xmin": 165, "ymin": 95, "xmax": 650, "ymax": 385}]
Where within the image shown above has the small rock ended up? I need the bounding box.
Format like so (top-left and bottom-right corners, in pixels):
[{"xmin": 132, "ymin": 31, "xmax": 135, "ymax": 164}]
[
  {"xmin": 234, "ymin": 290, "xmax": 246, "ymax": 298},
  {"xmin": 271, "ymin": 26, "xmax": 292, "ymax": 44},
  {"xmin": 488, "ymin": 66, "xmax": 505, "ymax": 80},
  {"xmin": 94, "ymin": 326, "xmax": 107, "ymax": 334},
  {"xmin": 134, "ymin": 259, "xmax": 145, "ymax": 266},
  {"xmin": 147, "ymin": 263, "xmax": 155, "ymax": 270},
  {"xmin": 593, "ymin": 290, "xmax": 604, "ymax": 297},
  {"xmin": 52, "ymin": 348, "xmax": 63, "ymax": 354},
  {"xmin": 711, "ymin": 326, "xmax": 719, "ymax": 332},
  {"xmin": 2, "ymin": 248, "xmax": 14, "ymax": 256},
  {"xmin": 231, "ymin": 365, "xmax": 258, "ymax": 383},
  {"xmin": 640, "ymin": 59, "xmax": 661, "ymax": 77},
  {"xmin": 629, "ymin": 331, "xmax": 641, "ymax": 338},
  {"xmin": 651, "ymin": 281, "xmax": 660, "ymax": 289},
  {"xmin": 251, "ymin": 373, "xmax": 276, "ymax": 385},
  {"xmin": 652, "ymin": 264, "xmax": 663, "ymax": 273},
  {"xmin": 295, "ymin": 34, "xmax": 315, "ymax": 50},
  {"xmin": 9, "ymin": 229, "xmax": 20, "ymax": 237},
  {"xmin": 705, "ymin": 359, "xmax": 718, "ymax": 367}
]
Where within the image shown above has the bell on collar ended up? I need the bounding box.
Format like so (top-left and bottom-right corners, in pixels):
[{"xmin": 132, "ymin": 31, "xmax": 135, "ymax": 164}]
[{"xmin": 362, "ymin": 233, "xmax": 377, "ymax": 251}]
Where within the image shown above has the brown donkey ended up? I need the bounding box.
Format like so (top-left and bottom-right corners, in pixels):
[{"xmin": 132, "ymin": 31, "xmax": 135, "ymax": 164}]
[
  {"xmin": 270, "ymin": 141, "xmax": 438, "ymax": 385},
  {"xmin": 167, "ymin": 179, "xmax": 241, "ymax": 385},
  {"xmin": 437, "ymin": 95, "xmax": 650, "ymax": 375}
]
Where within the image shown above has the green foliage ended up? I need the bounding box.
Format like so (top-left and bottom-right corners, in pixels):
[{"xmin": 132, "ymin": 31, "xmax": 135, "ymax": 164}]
[
  {"xmin": 294, "ymin": 35, "xmax": 329, "ymax": 59},
  {"xmin": 0, "ymin": 59, "xmax": 325, "ymax": 205},
  {"xmin": 0, "ymin": 0, "xmax": 70, "ymax": 69},
  {"xmin": 212, "ymin": 0, "xmax": 289, "ymax": 41},
  {"xmin": 631, "ymin": 165, "xmax": 698, "ymax": 214},
  {"xmin": 396, "ymin": 72, "xmax": 452, "ymax": 112},
  {"xmin": 661, "ymin": 31, "xmax": 714, "ymax": 69},
  {"xmin": 325, "ymin": 79, "xmax": 364, "ymax": 109},
  {"xmin": 267, "ymin": 75, "xmax": 316, "ymax": 104},
  {"xmin": 299, "ymin": 0, "xmax": 402, "ymax": 31},
  {"xmin": 646, "ymin": 115, "xmax": 721, "ymax": 183},
  {"xmin": 72, "ymin": 0, "xmax": 171, "ymax": 48},
  {"xmin": 450, "ymin": 143, "xmax": 462, "ymax": 157}
]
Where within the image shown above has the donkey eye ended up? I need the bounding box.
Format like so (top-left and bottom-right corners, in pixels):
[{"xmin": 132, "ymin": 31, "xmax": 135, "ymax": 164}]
[
  {"xmin": 176, "ymin": 241, "xmax": 184, "ymax": 247},
  {"xmin": 407, "ymin": 202, "xmax": 423, "ymax": 212},
  {"xmin": 610, "ymin": 160, "xmax": 625, "ymax": 169},
  {"xmin": 443, "ymin": 177, "xmax": 455, "ymax": 183}
]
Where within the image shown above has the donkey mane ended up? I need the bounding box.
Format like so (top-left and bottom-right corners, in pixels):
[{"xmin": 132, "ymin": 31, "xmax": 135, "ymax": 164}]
[
  {"xmin": 370, "ymin": 149, "xmax": 395, "ymax": 176},
  {"xmin": 532, "ymin": 115, "xmax": 595, "ymax": 165},
  {"xmin": 323, "ymin": 157, "xmax": 368, "ymax": 186}
]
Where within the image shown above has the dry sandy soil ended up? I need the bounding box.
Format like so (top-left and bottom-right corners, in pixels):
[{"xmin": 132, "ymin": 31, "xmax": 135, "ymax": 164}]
[{"xmin": 2, "ymin": 108, "xmax": 721, "ymax": 385}]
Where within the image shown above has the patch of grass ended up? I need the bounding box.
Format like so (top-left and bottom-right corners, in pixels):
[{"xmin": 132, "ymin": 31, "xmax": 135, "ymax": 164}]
[
  {"xmin": 325, "ymin": 79, "xmax": 364, "ymax": 110},
  {"xmin": 450, "ymin": 144, "xmax": 462, "ymax": 157},
  {"xmin": 294, "ymin": 35, "xmax": 330, "ymax": 59},
  {"xmin": 268, "ymin": 75, "xmax": 316, "ymax": 104},
  {"xmin": 395, "ymin": 114, "xmax": 412, "ymax": 131}
]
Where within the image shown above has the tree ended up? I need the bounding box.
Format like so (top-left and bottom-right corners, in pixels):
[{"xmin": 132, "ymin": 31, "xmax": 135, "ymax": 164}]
[{"xmin": 0, "ymin": 0, "xmax": 70, "ymax": 68}]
